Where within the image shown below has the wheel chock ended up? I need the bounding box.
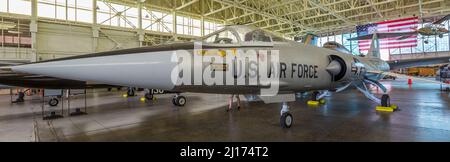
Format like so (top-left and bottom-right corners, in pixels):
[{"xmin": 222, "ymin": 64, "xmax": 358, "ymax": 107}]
[
  {"xmin": 319, "ymin": 98, "xmax": 326, "ymax": 104},
  {"xmin": 140, "ymin": 97, "xmax": 146, "ymax": 102},
  {"xmin": 375, "ymin": 106, "xmax": 394, "ymax": 112},
  {"xmin": 376, "ymin": 104, "xmax": 399, "ymax": 112},
  {"xmin": 122, "ymin": 94, "xmax": 128, "ymax": 98},
  {"xmin": 391, "ymin": 104, "xmax": 398, "ymax": 110},
  {"xmin": 307, "ymin": 100, "xmax": 319, "ymax": 105}
]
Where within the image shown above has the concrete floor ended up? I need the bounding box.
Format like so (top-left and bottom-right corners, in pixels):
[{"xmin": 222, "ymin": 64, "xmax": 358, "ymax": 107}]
[{"xmin": 0, "ymin": 78, "xmax": 449, "ymax": 142}]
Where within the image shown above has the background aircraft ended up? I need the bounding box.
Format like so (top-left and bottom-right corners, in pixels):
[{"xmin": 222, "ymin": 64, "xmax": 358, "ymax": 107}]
[
  {"xmin": 349, "ymin": 14, "xmax": 450, "ymax": 44},
  {"xmin": 417, "ymin": 14, "xmax": 450, "ymax": 42}
]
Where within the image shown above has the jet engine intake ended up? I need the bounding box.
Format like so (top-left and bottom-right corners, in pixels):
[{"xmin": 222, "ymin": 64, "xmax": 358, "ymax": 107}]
[{"xmin": 327, "ymin": 55, "xmax": 347, "ymax": 81}]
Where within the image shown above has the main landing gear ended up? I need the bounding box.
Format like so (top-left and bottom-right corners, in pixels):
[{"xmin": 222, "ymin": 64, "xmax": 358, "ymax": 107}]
[
  {"xmin": 144, "ymin": 89, "xmax": 155, "ymax": 101},
  {"xmin": 127, "ymin": 87, "xmax": 136, "ymax": 97},
  {"xmin": 280, "ymin": 102, "xmax": 293, "ymax": 128},
  {"xmin": 172, "ymin": 94, "xmax": 186, "ymax": 106},
  {"xmin": 375, "ymin": 94, "xmax": 398, "ymax": 112},
  {"xmin": 355, "ymin": 80, "xmax": 398, "ymax": 112},
  {"xmin": 381, "ymin": 94, "xmax": 390, "ymax": 107},
  {"xmin": 307, "ymin": 91, "xmax": 327, "ymax": 105}
]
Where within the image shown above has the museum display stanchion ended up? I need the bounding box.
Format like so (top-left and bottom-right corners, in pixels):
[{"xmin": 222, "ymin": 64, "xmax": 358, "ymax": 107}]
[
  {"xmin": 67, "ymin": 89, "xmax": 88, "ymax": 116},
  {"xmin": 42, "ymin": 89, "xmax": 64, "ymax": 120}
]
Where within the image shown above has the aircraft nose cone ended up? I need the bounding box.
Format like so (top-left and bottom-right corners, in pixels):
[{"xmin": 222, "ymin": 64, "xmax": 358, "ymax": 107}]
[{"xmin": 326, "ymin": 60, "xmax": 342, "ymax": 76}]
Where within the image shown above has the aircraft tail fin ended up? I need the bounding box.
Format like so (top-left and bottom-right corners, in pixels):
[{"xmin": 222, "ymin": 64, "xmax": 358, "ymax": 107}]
[
  {"xmin": 367, "ymin": 33, "xmax": 380, "ymax": 59},
  {"xmin": 297, "ymin": 33, "xmax": 318, "ymax": 45}
]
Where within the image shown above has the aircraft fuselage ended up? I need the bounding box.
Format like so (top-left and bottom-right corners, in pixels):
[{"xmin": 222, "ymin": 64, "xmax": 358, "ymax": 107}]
[{"xmin": 10, "ymin": 41, "xmax": 390, "ymax": 95}]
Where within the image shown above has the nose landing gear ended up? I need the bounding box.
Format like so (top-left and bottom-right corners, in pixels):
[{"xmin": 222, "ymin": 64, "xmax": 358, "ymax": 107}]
[
  {"xmin": 280, "ymin": 102, "xmax": 293, "ymax": 128},
  {"xmin": 172, "ymin": 94, "xmax": 186, "ymax": 106}
]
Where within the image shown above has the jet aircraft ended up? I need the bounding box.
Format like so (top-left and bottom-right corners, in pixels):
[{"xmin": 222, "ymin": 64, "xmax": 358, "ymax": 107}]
[{"xmin": 4, "ymin": 25, "xmax": 449, "ymax": 128}]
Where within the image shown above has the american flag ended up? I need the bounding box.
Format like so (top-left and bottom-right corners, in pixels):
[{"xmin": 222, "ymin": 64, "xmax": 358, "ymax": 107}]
[{"xmin": 356, "ymin": 17, "xmax": 419, "ymax": 52}]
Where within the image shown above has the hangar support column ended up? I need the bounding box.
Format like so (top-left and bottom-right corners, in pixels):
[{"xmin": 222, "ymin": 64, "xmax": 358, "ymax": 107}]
[
  {"xmin": 30, "ymin": 0, "xmax": 38, "ymax": 62},
  {"xmin": 92, "ymin": 0, "xmax": 99, "ymax": 52},
  {"xmin": 172, "ymin": 10, "xmax": 178, "ymax": 41},
  {"xmin": 200, "ymin": 0, "xmax": 205, "ymax": 36},
  {"xmin": 137, "ymin": 1, "xmax": 144, "ymax": 47}
]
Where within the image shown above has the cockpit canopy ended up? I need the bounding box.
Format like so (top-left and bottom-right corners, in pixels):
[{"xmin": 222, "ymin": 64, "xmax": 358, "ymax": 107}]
[{"xmin": 202, "ymin": 25, "xmax": 287, "ymax": 44}]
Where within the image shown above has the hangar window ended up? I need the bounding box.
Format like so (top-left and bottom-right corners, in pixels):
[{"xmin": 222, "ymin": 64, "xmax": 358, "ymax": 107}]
[
  {"xmin": 8, "ymin": 0, "xmax": 31, "ymax": 15},
  {"xmin": 141, "ymin": 10, "xmax": 173, "ymax": 33},
  {"xmin": 204, "ymin": 21, "xmax": 223, "ymax": 35},
  {"xmin": 36, "ymin": 0, "xmax": 93, "ymax": 23},
  {"xmin": 176, "ymin": 16, "xmax": 202, "ymax": 36}
]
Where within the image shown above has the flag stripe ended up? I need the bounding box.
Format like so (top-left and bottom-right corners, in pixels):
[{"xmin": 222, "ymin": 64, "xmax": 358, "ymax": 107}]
[
  {"xmin": 360, "ymin": 43, "xmax": 418, "ymax": 49},
  {"xmin": 359, "ymin": 40, "xmax": 418, "ymax": 47}
]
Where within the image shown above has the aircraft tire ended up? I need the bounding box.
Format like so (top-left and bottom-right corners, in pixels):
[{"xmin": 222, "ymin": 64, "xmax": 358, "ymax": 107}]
[
  {"xmin": 145, "ymin": 93, "xmax": 154, "ymax": 100},
  {"xmin": 127, "ymin": 89, "xmax": 135, "ymax": 96},
  {"xmin": 49, "ymin": 98, "xmax": 59, "ymax": 107},
  {"xmin": 381, "ymin": 94, "xmax": 390, "ymax": 107},
  {"xmin": 173, "ymin": 96, "xmax": 186, "ymax": 106},
  {"xmin": 280, "ymin": 112, "xmax": 293, "ymax": 128},
  {"xmin": 176, "ymin": 96, "xmax": 186, "ymax": 106}
]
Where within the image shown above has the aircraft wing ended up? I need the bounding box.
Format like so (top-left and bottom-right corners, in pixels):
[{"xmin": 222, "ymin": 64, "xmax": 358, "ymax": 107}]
[
  {"xmin": 347, "ymin": 32, "xmax": 418, "ymax": 41},
  {"xmin": 387, "ymin": 56, "xmax": 450, "ymax": 70},
  {"xmin": 433, "ymin": 14, "xmax": 450, "ymax": 24}
]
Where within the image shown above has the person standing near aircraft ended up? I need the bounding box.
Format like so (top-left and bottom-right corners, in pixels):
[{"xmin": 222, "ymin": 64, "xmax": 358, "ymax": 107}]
[{"xmin": 227, "ymin": 94, "xmax": 241, "ymax": 111}]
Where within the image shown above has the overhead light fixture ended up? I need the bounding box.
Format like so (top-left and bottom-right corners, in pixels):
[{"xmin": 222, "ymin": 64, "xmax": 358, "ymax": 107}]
[
  {"xmin": 7, "ymin": 30, "xmax": 22, "ymax": 34},
  {"xmin": 96, "ymin": 6, "xmax": 100, "ymax": 10},
  {"xmin": 145, "ymin": 14, "xmax": 150, "ymax": 18}
]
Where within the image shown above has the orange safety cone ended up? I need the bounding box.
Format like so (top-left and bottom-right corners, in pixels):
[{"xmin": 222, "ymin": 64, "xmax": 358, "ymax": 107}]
[{"xmin": 408, "ymin": 78, "xmax": 412, "ymax": 85}]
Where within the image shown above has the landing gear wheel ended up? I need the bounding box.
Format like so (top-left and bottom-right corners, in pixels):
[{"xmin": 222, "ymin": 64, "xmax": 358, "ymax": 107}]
[
  {"xmin": 145, "ymin": 93, "xmax": 154, "ymax": 100},
  {"xmin": 311, "ymin": 91, "xmax": 319, "ymax": 101},
  {"xmin": 49, "ymin": 98, "xmax": 59, "ymax": 107},
  {"xmin": 173, "ymin": 96, "xmax": 186, "ymax": 106},
  {"xmin": 381, "ymin": 94, "xmax": 390, "ymax": 107},
  {"xmin": 280, "ymin": 112, "xmax": 293, "ymax": 128},
  {"xmin": 127, "ymin": 89, "xmax": 135, "ymax": 97}
]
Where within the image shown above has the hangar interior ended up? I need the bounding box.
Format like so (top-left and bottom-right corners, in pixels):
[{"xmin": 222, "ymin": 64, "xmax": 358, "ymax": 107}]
[{"xmin": 0, "ymin": 0, "xmax": 450, "ymax": 142}]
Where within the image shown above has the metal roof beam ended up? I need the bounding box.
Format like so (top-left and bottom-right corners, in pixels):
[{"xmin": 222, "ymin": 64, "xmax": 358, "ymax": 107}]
[
  {"xmin": 308, "ymin": 0, "xmax": 355, "ymax": 25},
  {"xmin": 175, "ymin": 0, "xmax": 199, "ymax": 11},
  {"xmin": 212, "ymin": 0, "xmax": 314, "ymax": 31}
]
